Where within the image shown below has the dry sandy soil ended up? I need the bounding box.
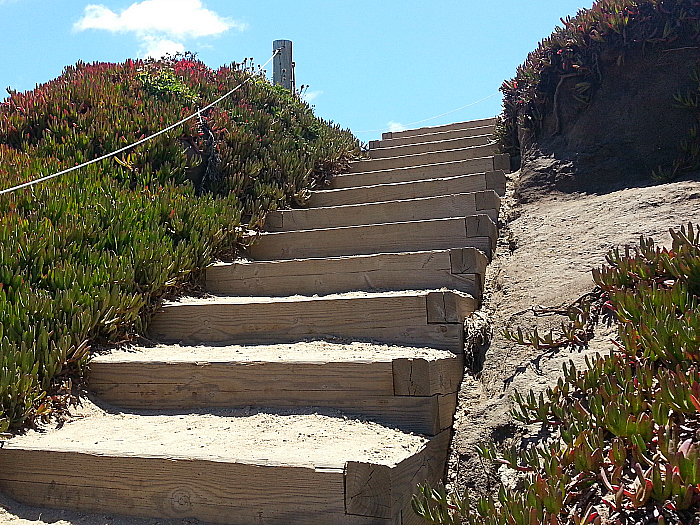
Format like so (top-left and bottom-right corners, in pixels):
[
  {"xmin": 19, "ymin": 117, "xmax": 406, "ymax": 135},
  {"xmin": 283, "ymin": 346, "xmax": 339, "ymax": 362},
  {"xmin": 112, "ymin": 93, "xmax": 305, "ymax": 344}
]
[
  {"xmin": 450, "ymin": 170, "xmax": 700, "ymax": 494},
  {"xmin": 1, "ymin": 170, "xmax": 699, "ymax": 525}
]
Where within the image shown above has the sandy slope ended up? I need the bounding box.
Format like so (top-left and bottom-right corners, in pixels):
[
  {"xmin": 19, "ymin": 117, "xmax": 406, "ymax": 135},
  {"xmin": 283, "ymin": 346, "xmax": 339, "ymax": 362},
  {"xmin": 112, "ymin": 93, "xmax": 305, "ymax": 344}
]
[{"xmin": 449, "ymin": 171, "xmax": 700, "ymax": 493}]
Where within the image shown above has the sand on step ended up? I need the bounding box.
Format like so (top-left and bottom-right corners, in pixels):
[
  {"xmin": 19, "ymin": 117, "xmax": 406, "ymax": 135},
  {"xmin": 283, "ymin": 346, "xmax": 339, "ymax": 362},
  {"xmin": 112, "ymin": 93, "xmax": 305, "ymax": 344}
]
[{"xmin": 2, "ymin": 399, "xmax": 429, "ymax": 469}]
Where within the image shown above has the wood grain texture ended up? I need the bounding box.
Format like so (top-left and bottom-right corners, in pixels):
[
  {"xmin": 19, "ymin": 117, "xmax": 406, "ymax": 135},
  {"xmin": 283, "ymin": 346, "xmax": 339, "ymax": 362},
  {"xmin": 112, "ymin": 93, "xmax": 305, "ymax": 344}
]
[
  {"xmin": 381, "ymin": 118, "xmax": 496, "ymax": 140},
  {"xmin": 449, "ymin": 247, "xmax": 489, "ymax": 275},
  {"xmin": 207, "ymin": 249, "xmax": 484, "ymax": 299},
  {"xmin": 476, "ymin": 190, "xmax": 502, "ymax": 213},
  {"xmin": 248, "ymin": 216, "xmax": 495, "ymax": 261},
  {"xmin": 426, "ymin": 291, "xmax": 475, "ymax": 324},
  {"xmin": 346, "ymin": 462, "xmax": 393, "ymax": 518},
  {"xmin": 493, "ymin": 153, "xmax": 510, "ymax": 173},
  {"xmin": 148, "ymin": 293, "xmax": 468, "ymax": 353},
  {"xmin": 265, "ymin": 192, "xmax": 499, "ymax": 232},
  {"xmin": 370, "ymin": 124, "xmax": 495, "ymax": 149},
  {"xmin": 392, "ymin": 358, "xmax": 432, "ymax": 396},
  {"xmin": 368, "ymin": 134, "xmax": 491, "ymax": 159},
  {"xmin": 389, "ymin": 429, "xmax": 452, "ymax": 525},
  {"xmin": 309, "ymin": 171, "xmax": 505, "ymax": 208},
  {"xmin": 348, "ymin": 144, "xmax": 499, "ymax": 174},
  {"xmin": 0, "ymin": 449, "xmax": 366, "ymax": 525},
  {"xmin": 330, "ymin": 157, "xmax": 496, "ymax": 189},
  {"xmin": 438, "ymin": 393, "xmax": 458, "ymax": 431}
]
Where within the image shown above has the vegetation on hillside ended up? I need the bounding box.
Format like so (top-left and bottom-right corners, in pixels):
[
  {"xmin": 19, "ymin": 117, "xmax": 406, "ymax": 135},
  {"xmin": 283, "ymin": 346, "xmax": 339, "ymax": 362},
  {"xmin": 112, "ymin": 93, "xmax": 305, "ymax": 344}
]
[
  {"xmin": 413, "ymin": 224, "xmax": 700, "ymax": 524},
  {"xmin": 0, "ymin": 54, "xmax": 359, "ymax": 433},
  {"xmin": 496, "ymin": 0, "xmax": 700, "ymax": 179}
]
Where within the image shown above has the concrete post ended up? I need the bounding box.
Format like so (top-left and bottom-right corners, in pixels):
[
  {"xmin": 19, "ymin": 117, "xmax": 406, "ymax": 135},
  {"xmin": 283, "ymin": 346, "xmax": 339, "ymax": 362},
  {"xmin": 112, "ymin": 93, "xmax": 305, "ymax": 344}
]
[{"xmin": 273, "ymin": 40, "xmax": 294, "ymax": 91}]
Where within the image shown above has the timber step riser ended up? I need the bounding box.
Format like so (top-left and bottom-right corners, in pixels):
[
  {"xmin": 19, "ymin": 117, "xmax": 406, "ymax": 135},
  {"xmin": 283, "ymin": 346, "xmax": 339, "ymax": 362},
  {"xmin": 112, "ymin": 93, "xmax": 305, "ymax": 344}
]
[
  {"xmin": 369, "ymin": 124, "xmax": 495, "ymax": 149},
  {"xmin": 349, "ymin": 144, "xmax": 498, "ymax": 173},
  {"xmin": 367, "ymin": 133, "xmax": 492, "ymax": 159},
  {"xmin": 148, "ymin": 291, "xmax": 475, "ymax": 353},
  {"xmin": 206, "ymin": 248, "xmax": 488, "ymax": 301},
  {"xmin": 266, "ymin": 190, "xmax": 500, "ymax": 232},
  {"xmin": 331, "ymin": 154, "xmax": 510, "ymax": 189},
  {"xmin": 381, "ymin": 117, "xmax": 496, "ymax": 139},
  {"xmin": 248, "ymin": 214, "xmax": 498, "ymax": 261},
  {"xmin": 0, "ymin": 430, "xmax": 450, "ymax": 525},
  {"xmin": 310, "ymin": 170, "xmax": 505, "ymax": 208},
  {"xmin": 89, "ymin": 356, "xmax": 463, "ymax": 435}
]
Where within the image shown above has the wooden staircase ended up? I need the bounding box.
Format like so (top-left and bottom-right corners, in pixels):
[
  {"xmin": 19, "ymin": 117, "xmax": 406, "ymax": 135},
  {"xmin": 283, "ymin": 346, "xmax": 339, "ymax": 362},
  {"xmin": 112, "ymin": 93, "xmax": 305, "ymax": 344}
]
[{"xmin": 0, "ymin": 117, "xmax": 507, "ymax": 524}]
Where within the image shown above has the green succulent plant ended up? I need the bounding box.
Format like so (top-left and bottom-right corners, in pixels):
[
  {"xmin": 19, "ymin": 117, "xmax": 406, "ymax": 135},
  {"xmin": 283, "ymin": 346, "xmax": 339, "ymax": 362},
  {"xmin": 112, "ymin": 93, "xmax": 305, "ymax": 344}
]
[
  {"xmin": 0, "ymin": 53, "xmax": 360, "ymax": 432},
  {"xmin": 414, "ymin": 224, "xmax": 700, "ymax": 524}
]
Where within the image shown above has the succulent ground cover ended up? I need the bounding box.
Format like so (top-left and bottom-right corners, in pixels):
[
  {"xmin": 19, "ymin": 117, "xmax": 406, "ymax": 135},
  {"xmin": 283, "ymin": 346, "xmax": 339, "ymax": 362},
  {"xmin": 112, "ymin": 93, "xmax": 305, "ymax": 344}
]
[
  {"xmin": 0, "ymin": 54, "xmax": 359, "ymax": 433},
  {"xmin": 496, "ymin": 0, "xmax": 700, "ymax": 179},
  {"xmin": 413, "ymin": 224, "xmax": 700, "ymax": 524}
]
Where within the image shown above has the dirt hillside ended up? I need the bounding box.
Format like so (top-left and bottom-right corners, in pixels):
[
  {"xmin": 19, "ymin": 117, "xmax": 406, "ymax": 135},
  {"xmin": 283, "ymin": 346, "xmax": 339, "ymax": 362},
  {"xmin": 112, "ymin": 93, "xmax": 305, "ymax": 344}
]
[{"xmin": 449, "ymin": 170, "xmax": 700, "ymax": 494}]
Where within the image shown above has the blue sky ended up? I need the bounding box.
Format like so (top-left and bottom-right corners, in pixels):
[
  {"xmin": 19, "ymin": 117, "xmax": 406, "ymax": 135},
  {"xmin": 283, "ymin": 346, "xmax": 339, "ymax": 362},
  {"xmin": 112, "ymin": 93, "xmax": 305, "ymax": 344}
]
[{"xmin": 0, "ymin": 0, "xmax": 587, "ymax": 142}]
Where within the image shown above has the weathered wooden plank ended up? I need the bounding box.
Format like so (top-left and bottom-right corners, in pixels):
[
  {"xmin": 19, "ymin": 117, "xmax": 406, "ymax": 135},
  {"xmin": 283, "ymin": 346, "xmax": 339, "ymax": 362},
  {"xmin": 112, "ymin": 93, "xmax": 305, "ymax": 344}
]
[
  {"xmin": 426, "ymin": 291, "xmax": 474, "ymax": 324},
  {"xmin": 449, "ymin": 247, "xmax": 488, "ymax": 275},
  {"xmin": 438, "ymin": 393, "xmax": 458, "ymax": 431},
  {"xmin": 248, "ymin": 216, "xmax": 496, "ymax": 261},
  {"xmin": 309, "ymin": 171, "xmax": 506, "ymax": 208},
  {"xmin": 368, "ymin": 134, "xmax": 491, "ymax": 159},
  {"xmin": 266, "ymin": 192, "xmax": 498, "ymax": 232},
  {"xmin": 429, "ymin": 356, "xmax": 465, "ymax": 395},
  {"xmin": 476, "ymin": 190, "xmax": 501, "ymax": 213},
  {"xmin": 0, "ymin": 450, "xmax": 358, "ymax": 525},
  {"xmin": 485, "ymin": 170, "xmax": 507, "ymax": 196},
  {"xmin": 330, "ymin": 157, "xmax": 497, "ymax": 188},
  {"xmin": 148, "ymin": 292, "xmax": 470, "ymax": 353},
  {"xmin": 494, "ymin": 153, "xmax": 510, "ymax": 172},
  {"xmin": 90, "ymin": 384, "xmax": 443, "ymax": 435},
  {"xmin": 369, "ymin": 124, "xmax": 495, "ymax": 149},
  {"xmin": 90, "ymin": 360, "xmax": 396, "ymax": 400},
  {"xmin": 390, "ymin": 430, "xmax": 452, "ymax": 524},
  {"xmin": 346, "ymin": 462, "xmax": 393, "ymax": 518},
  {"xmin": 207, "ymin": 249, "xmax": 485, "ymax": 299},
  {"xmin": 381, "ymin": 118, "xmax": 496, "ymax": 140},
  {"xmin": 392, "ymin": 358, "xmax": 432, "ymax": 396},
  {"xmin": 348, "ymin": 144, "xmax": 498, "ymax": 173}
]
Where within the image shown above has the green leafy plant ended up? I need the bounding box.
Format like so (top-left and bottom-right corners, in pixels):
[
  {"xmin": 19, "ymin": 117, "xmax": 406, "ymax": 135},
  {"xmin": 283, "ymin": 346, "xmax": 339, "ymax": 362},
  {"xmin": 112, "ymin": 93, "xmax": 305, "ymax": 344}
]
[
  {"xmin": 0, "ymin": 54, "xmax": 360, "ymax": 432},
  {"xmin": 414, "ymin": 224, "xmax": 700, "ymax": 524}
]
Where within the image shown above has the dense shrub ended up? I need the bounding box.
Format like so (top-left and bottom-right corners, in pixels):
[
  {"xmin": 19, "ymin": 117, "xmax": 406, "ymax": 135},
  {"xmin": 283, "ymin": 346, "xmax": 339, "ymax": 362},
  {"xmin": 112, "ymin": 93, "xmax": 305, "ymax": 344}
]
[
  {"xmin": 497, "ymin": 0, "xmax": 700, "ymax": 175},
  {"xmin": 413, "ymin": 225, "xmax": 700, "ymax": 524},
  {"xmin": 0, "ymin": 55, "xmax": 359, "ymax": 432}
]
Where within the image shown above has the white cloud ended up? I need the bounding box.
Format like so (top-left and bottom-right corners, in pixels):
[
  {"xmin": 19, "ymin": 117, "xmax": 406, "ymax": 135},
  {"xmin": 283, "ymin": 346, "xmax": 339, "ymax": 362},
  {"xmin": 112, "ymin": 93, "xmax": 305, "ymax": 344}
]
[
  {"xmin": 74, "ymin": 0, "xmax": 244, "ymax": 57},
  {"xmin": 302, "ymin": 90, "xmax": 323, "ymax": 103},
  {"xmin": 388, "ymin": 121, "xmax": 405, "ymax": 132},
  {"xmin": 140, "ymin": 37, "xmax": 185, "ymax": 59}
]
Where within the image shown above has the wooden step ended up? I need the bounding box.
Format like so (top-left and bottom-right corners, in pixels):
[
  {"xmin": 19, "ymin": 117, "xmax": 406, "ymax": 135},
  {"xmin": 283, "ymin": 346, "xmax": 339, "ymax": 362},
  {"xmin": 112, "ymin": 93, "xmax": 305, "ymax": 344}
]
[
  {"xmin": 148, "ymin": 290, "xmax": 474, "ymax": 353},
  {"xmin": 89, "ymin": 343, "xmax": 463, "ymax": 436},
  {"xmin": 367, "ymin": 134, "xmax": 493, "ymax": 159},
  {"xmin": 266, "ymin": 191, "xmax": 500, "ymax": 232},
  {"xmin": 0, "ymin": 409, "xmax": 451, "ymax": 524},
  {"xmin": 207, "ymin": 248, "xmax": 488, "ymax": 300},
  {"xmin": 369, "ymin": 124, "xmax": 495, "ymax": 149},
  {"xmin": 248, "ymin": 214, "xmax": 498, "ymax": 261},
  {"xmin": 332, "ymin": 155, "xmax": 510, "ymax": 189},
  {"xmin": 349, "ymin": 144, "xmax": 498, "ymax": 173},
  {"xmin": 311, "ymin": 171, "xmax": 505, "ymax": 208},
  {"xmin": 381, "ymin": 117, "xmax": 496, "ymax": 140}
]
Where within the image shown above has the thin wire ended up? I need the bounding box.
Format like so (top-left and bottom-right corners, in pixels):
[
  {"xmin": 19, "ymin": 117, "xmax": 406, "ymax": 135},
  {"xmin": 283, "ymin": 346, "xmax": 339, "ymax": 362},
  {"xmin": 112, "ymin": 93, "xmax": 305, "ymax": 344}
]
[
  {"xmin": 0, "ymin": 51, "xmax": 280, "ymax": 196},
  {"xmin": 354, "ymin": 92, "xmax": 500, "ymax": 134}
]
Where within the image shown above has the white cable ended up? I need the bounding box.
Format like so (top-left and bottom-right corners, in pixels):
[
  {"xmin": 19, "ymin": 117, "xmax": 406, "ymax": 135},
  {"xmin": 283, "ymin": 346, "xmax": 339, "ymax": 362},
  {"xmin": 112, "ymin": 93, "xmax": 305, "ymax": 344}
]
[
  {"xmin": 0, "ymin": 51, "xmax": 279, "ymax": 196},
  {"xmin": 354, "ymin": 92, "xmax": 500, "ymax": 134}
]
